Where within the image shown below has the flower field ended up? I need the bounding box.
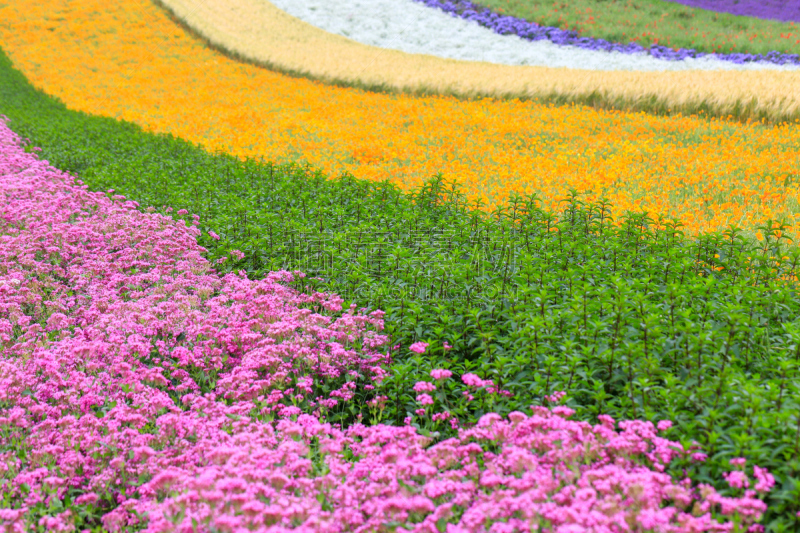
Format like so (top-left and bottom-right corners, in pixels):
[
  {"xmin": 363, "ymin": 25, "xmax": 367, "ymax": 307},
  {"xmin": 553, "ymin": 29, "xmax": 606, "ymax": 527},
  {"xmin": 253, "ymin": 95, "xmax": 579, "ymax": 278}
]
[
  {"xmin": 2, "ymin": 0, "xmax": 800, "ymax": 239},
  {"xmin": 1, "ymin": 0, "xmax": 800, "ymax": 530},
  {"xmin": 0, "ymin": 118, "xmax": 787, "ymax": 530}
]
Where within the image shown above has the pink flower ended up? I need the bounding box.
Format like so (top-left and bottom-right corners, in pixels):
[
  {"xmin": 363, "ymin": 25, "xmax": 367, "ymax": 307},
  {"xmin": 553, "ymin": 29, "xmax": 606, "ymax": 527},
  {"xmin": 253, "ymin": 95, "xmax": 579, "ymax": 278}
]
[
  {"xmin": 657, "ymin": 420, "xmax": 673, "ymax": 432},
  {"xmin": 416, "ymin": 393, "xmax": 434, "ymax": 405},
  {"xmin": 723, "ymin": 471, "xmax": 750, "ymax": 489},
  {"xmin": 730, "ymin": 457, "xmax": 747, "ymax": 468},
  {"xmin": 753, "ymin": 466, "xmax": 775, "ymax": 493},
  {"xmin": 229, "ymin": 249, "xmax": 245, "ymax": 260},
  {"xmin": 409, "ymin": 342, "xmax": 428, "ymax": 354},
  {"xmin": 413, "ymin": 381, "xmax": 436, "ymax": 393},
  {"xmin": 443, "ymin": 342, "xmax": 452, "ymax": 351},
  {"xmin": 430, "ymin": 368, "xmax": 452, "ymax": 381},
  {"xmin": 462, "ymin": 373, "xmax": 491, "ymax": 388},
  {"xmin": 208, "ymin": 230, "xmax": 220, "ymax": 240},
  {"xmin": 545, "ymin": 391, "xmax": 567, "ymax": 403},
  {"xmin": 177, "ymin": 209, "xmax": 189, "ymax": 215},
  {"xmin": 692, "ymin": 453, "xmax": 709, "ymax": 462}
]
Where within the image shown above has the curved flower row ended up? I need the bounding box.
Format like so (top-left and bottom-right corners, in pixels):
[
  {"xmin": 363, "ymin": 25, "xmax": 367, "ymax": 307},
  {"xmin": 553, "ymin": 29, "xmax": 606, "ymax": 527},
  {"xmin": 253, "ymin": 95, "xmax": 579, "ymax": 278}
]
[
  {"xmin": 415, "ymin": 0, "xmax": 800, "ymax": 65},
  {"xmin": 0, "ymin": 118, "xmax": 775, "ymax": 531}
]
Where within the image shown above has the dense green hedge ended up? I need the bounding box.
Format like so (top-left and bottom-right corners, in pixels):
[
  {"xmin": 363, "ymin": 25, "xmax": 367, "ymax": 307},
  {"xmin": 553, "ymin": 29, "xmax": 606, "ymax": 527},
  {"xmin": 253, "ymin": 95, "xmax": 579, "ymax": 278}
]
[{"xmin": 2, "ymin": 46, "xmax": 799, "ymax": 529}]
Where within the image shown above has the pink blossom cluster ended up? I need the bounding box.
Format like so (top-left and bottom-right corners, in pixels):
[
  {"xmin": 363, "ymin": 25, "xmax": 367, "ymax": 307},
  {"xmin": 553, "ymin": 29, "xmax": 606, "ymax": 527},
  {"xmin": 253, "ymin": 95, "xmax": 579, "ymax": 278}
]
[
  {"xmin": 109, "ymin": 411, "xmax": 775, "ymax": 532},
  {"xmin": 0, "ymin": 119, "xmax": 775, "ymax": 532}
]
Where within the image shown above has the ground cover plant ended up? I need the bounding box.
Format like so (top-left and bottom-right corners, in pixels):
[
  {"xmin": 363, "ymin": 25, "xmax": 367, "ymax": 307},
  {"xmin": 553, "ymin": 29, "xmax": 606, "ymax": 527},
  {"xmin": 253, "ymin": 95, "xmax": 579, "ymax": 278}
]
[
  {"xmin": 2, "ymin": 0, "xmax": 800, "ymax": 242},
  {"xmin": 2, "ymin": 46, "xmax": 800, "ymax": 528},
  {"xmin": 0, "ymin": 119, "xmax": 783, "ymax": 532},
  {"xmin": 469, "ymin": 0, "xmax": 800, "ymax": 55}
]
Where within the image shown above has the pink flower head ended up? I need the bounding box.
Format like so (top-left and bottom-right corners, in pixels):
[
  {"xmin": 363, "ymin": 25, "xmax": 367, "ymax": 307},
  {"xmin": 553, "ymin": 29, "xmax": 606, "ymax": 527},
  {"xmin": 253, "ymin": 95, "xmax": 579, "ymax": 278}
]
[
  {"xmin": 545, "ymin": 391, "xmax": 567, "ymax": 403},
  {"xmin": 430, "ymin": 368, "xmax": 452, "ymax": 381},
  {"xmin": 177, "ymin": 209, "xmax": 189, "ymax": 215},
  {"xmin": 462, "ymin": 373, "xmax": 491, "ymax": 388},
  {"xmin": 229, "ymin": 249, "xmax": 245, "ymax": 260},
  {"xmin": 413, "ymin": 381, "xmax": 436, "ymax": 393},
  {"xmin": 723, "ymin": 471, "xmax": 750, "ymax": 490},
  {"xmin": 443, "ymin": 342, "xmax": 452, "ymax": 351},
  {"xmin": 657, "ymin": 420, "xmax": 673, "ymax": 432},
  {"xmin": 753, "ymin": 466, "xmax": 775, "ymax": 493},
  {"xmin": 730, "ymin": 457, "xmax": 747, "ymax": 468},
  {"xmin": 208, "ymin": 230, "xmax": 220, "ymax": 240},
  {"xmin": 692, "ymin": 453, "xmax": 709, "ymax": 463},
  {"xmin": 597, "ymin": 414, "xmax": 615, "ymax": 428},
  {"xmin": 409, "ymin": 342, "xmax": 429, "ymax": 354},
  {"xmin": 416, "ymin": 393, "xmax": 434, "ymax": 406}
]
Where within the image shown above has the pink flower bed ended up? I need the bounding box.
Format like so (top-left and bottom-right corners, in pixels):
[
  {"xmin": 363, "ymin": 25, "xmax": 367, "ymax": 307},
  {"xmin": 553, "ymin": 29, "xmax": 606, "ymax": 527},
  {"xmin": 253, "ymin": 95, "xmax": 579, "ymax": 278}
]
[{"xmin": 0, "ymin": 117, "xmax": 775, "ymax": 532}]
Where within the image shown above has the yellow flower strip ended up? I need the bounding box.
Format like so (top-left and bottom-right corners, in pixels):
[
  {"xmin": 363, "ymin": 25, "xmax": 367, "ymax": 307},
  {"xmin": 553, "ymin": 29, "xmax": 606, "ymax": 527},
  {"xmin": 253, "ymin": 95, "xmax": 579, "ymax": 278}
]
[
  {"xmin": 157, "ymin": 0, "xmax": 800, "ymax": 123},
  {"xmin": 1, "ymin": 0, "xmax": 799, "ymax": 240}
]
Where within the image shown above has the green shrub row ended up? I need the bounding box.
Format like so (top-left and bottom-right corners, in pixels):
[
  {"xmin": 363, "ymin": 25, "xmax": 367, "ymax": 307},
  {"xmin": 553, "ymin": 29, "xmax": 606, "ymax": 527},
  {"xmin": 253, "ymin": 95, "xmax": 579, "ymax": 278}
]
[{"xmin": 1, "ymin": 47, "xmax": 799, "ymax": 529}]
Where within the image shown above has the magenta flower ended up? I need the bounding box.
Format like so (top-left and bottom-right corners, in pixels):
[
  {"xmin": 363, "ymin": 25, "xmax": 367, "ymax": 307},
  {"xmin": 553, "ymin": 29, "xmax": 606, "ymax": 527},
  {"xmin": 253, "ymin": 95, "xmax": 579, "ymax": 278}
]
[
  {"xmin": 208, "ymin": 230, "xmax": 220, "ymax": 240},
  {"xmin": 724, "ymin": 471, "xmax": 750, "ymax": 489},
  {"xmin": 545, "ymin": 391, "xmax": 567, "ymax": 403},
  {"xmin": 416, "ymin": 393, "xmax": 435, "ymax": 405},
  {"xmin": 430, "ymin": 368, "xmax": 452, "ymax": 380},
  {"xmin": 753, "ymin": 466, "xmax": 775, "ymax": 493},
  {"xmin": 409, "ymin": 341, "xmax": 429, "ymax": 354},
  {"xmin": 413, "ymin": 381, "xmax": 436, "ymax": 393},
  {"xmin": 462, "ymin": 373, "xmax": 492, "ymax": 388}
]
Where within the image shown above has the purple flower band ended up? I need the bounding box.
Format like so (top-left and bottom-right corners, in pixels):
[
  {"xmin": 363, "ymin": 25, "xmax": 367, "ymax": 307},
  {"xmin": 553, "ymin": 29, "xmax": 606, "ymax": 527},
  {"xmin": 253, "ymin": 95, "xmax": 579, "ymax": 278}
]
[{"xmin": 412, "ymin": 0, "xmax": 800, "ymax": 66}]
